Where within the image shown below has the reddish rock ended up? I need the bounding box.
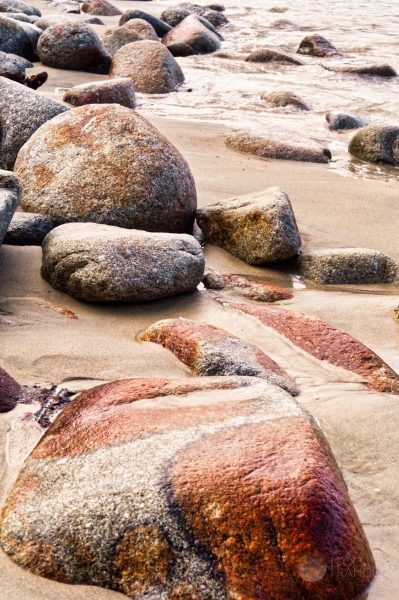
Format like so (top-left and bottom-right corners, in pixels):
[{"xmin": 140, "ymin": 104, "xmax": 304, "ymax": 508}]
[
  {"xmin": 203, "ymin": 272, "xmax": 293, "ymax": 301},
  {"xmin": 229, "ymin": 303, "xmax": 399, "ymax": 394},
  {"xmin": 81, "ymin": 0, "xmax": 121, "ymax": 16},
  {"xmin": 0, "ymin": 367, "xmax": 21, "ymax": 412},
  {"xmin": 162, "ymin": 14, "xmax": 221, "ymax": 56},
  {"xmin": 141, "ymin": 318, "xmax": 298, "ymax": 394},
  {"xmin": 63, "ymin": 78, "xmax": 136, "ymax": 108}
]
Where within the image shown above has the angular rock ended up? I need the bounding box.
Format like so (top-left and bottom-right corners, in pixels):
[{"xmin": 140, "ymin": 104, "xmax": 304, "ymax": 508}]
[
  {"xmin": 16, "ymin": 104, "xmax": 196, "ymax": 232},
  {"xmin": 261, "ymin": 90, "xmax": 310, "ymax": 111},
  {"xmin": 0, "ymin": 0, "xmax": 40, "ymax": 16},
  {"xmin": 246, "ymin": 48, "xmax": 303, "ymax": 65},
  {"xmin": 197, "ymin": 187, "xmax": 301, "ymax": 265},
  {"xmin": 0, "ymin": 376, "xmax": 375, "ymax": 598},
  {"xmin": 161, "ymin": 3, "xmax": 228, "ymax": 28},
  {"xmin": 0, "ymin": 367, "xmax": 21, "ymax": 412},
  {"xmin": 41, "ymin": 223, "xmax": 204, "ymax": 302},
  {"xmin": 297, "ymin": 34, "xmax": 341, "ymax": 57},
  {"xmin": 102, "ymin": 20, "xmax": 157, "ymax": 56},
  {"xmin": 0, "ymin": 170, "xmax": 20, "ymax": 245},
  {"xmin": 3, "ymin": 212, "xmax": 54, "ymax": 245},
  {"xmin": 119, "ymin": 9, "xmax": 171, "ymax": 36},
  {"xmin": 37, "ymin": 22, "xmax": 111, "ymax": 74},
  {"xmin": 226, "ymin": 129, "xmax": 332, "ymax": 163},
  {"xmin": 63, "ymin": 78, "xmax": 136, "ymax": 108},
  {"xmin": 348, "ymin": 125, "xmax": 399, "ymax": 165},
  {"xmin": 296, "ymin": 248, "xmax": 397, "ymax": 284},
  {"xmin": 203, "ymin": 272, "xmax": 293, "ymax": 302},
  {"xmin": 110, "ymin": 40, "xmax": 184, "ymax": 94},
  {"xmin": 141, "ymin": 318, "xmax": 298, "ymax": 395},
  {"xmin": 81, "ymin": 0, "xmax": 121, "ymax": 16},
  {"xmin": 326, "ymin": 112, "xmax": 365, "ymax": 131},
  {"xmin": 0, "ymin": 76, "xmax": 67, "ymax": 170},
  {"xmin": 162, "ymin": 14, "xmax": 221, "ymax": 55},
  {"xmin": 0, "ymin": 14, "xmax": 39, "ymax": 60},
  {"xmin": 229, "ymin": 303, "xmax": 399, "ymax": 395}
]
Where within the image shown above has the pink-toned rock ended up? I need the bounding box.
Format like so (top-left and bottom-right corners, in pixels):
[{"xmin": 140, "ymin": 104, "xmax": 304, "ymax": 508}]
[
  {"xmin": 81, "ymin": 0, "xmax": 121, "ymax": 16},
  {"xmin": 102, "ymin": 20, "xmax": 158, "ymax": 56},
  {"xmin": 0, "ymin": 367, "xmax": 21, "ymax": 412},
  {"xmin": 162, "ymin": 14, "xmax": 221, "ymax": 56},
  {"xmin": 203, "ymin": 272, "xmax": 293, "ymax": 302},
  {"xmin": 63, "ymin": 78, "xmax": 136, "ymax": 108}
]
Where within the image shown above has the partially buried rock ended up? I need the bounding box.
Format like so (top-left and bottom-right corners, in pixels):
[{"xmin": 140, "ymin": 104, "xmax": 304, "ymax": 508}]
[
  {"xmin": 0, "ymin": 50, "xmax": 30, "ymax": 84},
  {"xmin": 296, "ymin": 248, "xmax": 397, "ymax": 284},
  {"xmin": 102, "ymin": 20, "xmax": 157, "ymax": 56},
  {"xmin": 141, "ymin": 318, "xmax": 298, "ymax": 395},
  {"xmin": 16, "ymin": 104, "xmax": 196, "ymax": 232},
  {"xmin": 203, "ymin": 272, "xmax": 293, "ymax": 302},
  {"xmin": 0, "ymin": 14, "xmax": 40, "ymax": 60},
  {"xmin": 326, "ymin": 112, "xmax": 365, "ymax": 130},
  {"xmin": 197, "ymin": 187, "xmax": 301, "ymax": 265},
  {"xmin": 326, "ymin": 63, "xmax": 397, "ymax": 78},
  {"xmin": 0, "ymin": 76, "xmax": 67, "ymax": 170},
  {"xmin": 37, "ymin": 22, "xmax": 111, "ymax": 73},
  {"xmin": 246, "ymin": 48, "xmax": 303, "ymax": 65},
  {"xmin": 161, "ymin": 3, "xmax": 228, "ymax": 28},
  {"xmin": 226, "ymin": 129, "xmax": 331, "ymax": 163},
  {"xmin": 110, "ymin": 40, "xmax": 184, "ymax": 93},
  {"xmin": 119, "ymin": 9, "xmax": 171, "ymax": 36},
  {"xmin": 0, "ymin": 367, "xmax": 21, "ymax": 412},
  {"xmin": 297, "ymin": 34, "xmax": 341, "ymax": 57},
  {"xmin": 0, "ymin": 170, "xmax": 20, "ymax": 245},
  {"xmin": 0, "ymin": 0, "xmax": 40, "ymax": 16},
  {"xmin": 81, "ymin": 0, "xmax": 121, "ymax": 16},
  {"xmin": 262, "ymin": 90, "xmax": 310, "ymax": 111},
  {"xmin": 41, "ymin": 223, "xmax": 204, "ymax": 302},
  {"xmin": 63, "ymin": 78, "xmax": 136, "ymax": 108},
  {"xmin": 4, "ymin": 212, "xmax": 54, "ymax": 245},
  {"xmin": 348, "ymin": 125, "xmax": 399, "ymax": 165},
  {"xmin": 0, "ymin": 376, "xmax": 375, "ymax": 598},
  {"xmin": 162, "ymin": 14, "xmax": 221, "ymax": 55}
]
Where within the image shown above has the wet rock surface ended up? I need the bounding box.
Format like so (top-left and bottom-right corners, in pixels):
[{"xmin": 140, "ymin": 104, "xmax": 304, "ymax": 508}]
[
  {"xmin": 3, "ymin": 212, "xmax": 54, "ymax": 245},
  {"xmin": 163, "ymin": 14, "xmax": 221, "ymax": 55},
  {"xmin": 119, "ymin": 9, "xmax": 171, "ymax": 36},
  {"xmin": 246, "ymin": 48, "xmax": 303, "ymax": 65},
  {"xmin": 326, "ymin": 112, "xmax": 366, "ymax": 130},
  {"xmin": 348, "ymin": 125, "xmax": 399, "ymax": 164},
  {"xmin": 297, "ymin": 34, "xmax": 341, "ymax": 57},
  {"xmin": 261, "ymin": 90, "xmax": 310, "ymax": 111},
  {"xmin": 203, "ymin": 272, "xmax": 293, "ymax": 302},
  {"xmin": 161, "ymin": 2, "xmax": 228, "ymax": 28}
]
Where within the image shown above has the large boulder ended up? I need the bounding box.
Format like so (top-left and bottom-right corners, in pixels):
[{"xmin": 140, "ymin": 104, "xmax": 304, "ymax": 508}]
[
  {"xmin": 119, "ymin": 9, "xmax": 171, "ymax": 36},
  {"xmin": 0, "ymin": 76, "xmax": 67, "ymax": 170},
  {"xmin": 0, "ymin": 0, "xmax": 40, "ymax": 16},
  {"xmin": 3, "ymin": 211, "xmax": 54, "ymax": 245},
  {"xmin": 196, "ymin": 187, "xmax": 301, "ymax": 265},
  {"xmin": 0, "ymin": 170, "xmax": 20, "ymax": 245},
  {"xmin": 102, "ymin": 20, "xmax": 157, "ymax": 56},
  {"xmin": 326, "ymin": 112, "xmax": 365, "ymax": 131},
  {"xmin": 15, "ymin": 104, "xmax": 197, "ymax": 232},
  {"xmin": 348, "ymin": 125, "xmax": 399, "ymax": 165},
  {"xmin": 0, "ymin": 376, "xmax": 375, "ymax": 598},
  {"xmin": 110, "ymin": 40, "xmax": 184, "ymax": 93},
  {"xmin": 0, "ymin": 14, "xmax": 40, "ymax": 60},
  {"xmin": 81, "ymin": 0, "xmax": 121, "ymax": 16},
  {"xmin": 37, "ymin": 21, "xmax": 111, "ymax": 73},
  {"xmin": 246, "ymin": 48, "xmax": 303, "ymax": 65},
  {"xmin": 261, "ymin": 90, "xmax": 310, "ymax": 111},
  {"xmin": 297, "ymin": 34, "xmax": 341, "ymax": 57},
  {"xmin": 41, "ymin": 223, "xmax": 204, "ymax": 302},
  {"xmin": 162, "ymin": 14, "xmax": 221, "ymax": 55},
  {"xmin": 63, "ymin": 77, "xmax": 136, "ymax": 108}
]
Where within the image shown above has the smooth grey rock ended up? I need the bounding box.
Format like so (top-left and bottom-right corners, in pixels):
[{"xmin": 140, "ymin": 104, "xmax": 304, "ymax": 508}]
[
  {"xmin": 326, "ymin": 112, "xmax": 366, "ymax": 131},
  {"xmin": 41, "ymin": 223, "xmax": 205, "ymax": 302},
  {"xmin": 162, "ymin": 14, "xmax": 221, "ymax": 55},
  {"xmin": 0, "ymin": 170, "xmax": 20, "ymax": 245},
  {"xmin": 0, "ymin": 14, "xmax": 39, "ymax": 59},
  {"xmin": 63, "ymin": 78, "xmax": 136, "ymax": 108},
  {"xmin": 0, "ymin": 0, "xmax": 40, "ymax": 16},
  {"xmin": 119, "ymin": 9, "xmax": 171, "ymax": 36},
  {"xmin": 4, "ymin": 211, "xmax": 54, "ymax": 245},
  {"xmin": 197, "ymin": 187, "xmax": 301, "ymax": 265},
  {"xmin": 102, "ymin": 20, "xmax": 157, "ymax": 56},
  {"xmin": 297, "ymin": 34, "xmax": 341, "ymax": 57},
  {"xmin": 348, "ymin": 125, "xmax": 399, "ymax": 165},
  {"xmin": 0, "ymin": 76, "xmax": 67, "ymax": 169}
]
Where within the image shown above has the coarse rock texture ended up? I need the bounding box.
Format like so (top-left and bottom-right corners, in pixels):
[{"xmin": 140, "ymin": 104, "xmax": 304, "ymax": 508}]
[
  {"xmin": 0, "ymin": 376, "xmax": 375, "ymax": 599},
  {"xmin": 197, "ymin": 187, "xmax": 301, "ymax": 265},
  {"xmin": 162, "ymin": 14, "xmax": 221, "ymax": 55},
  {"xmin": 226, "ymin": 129, "xmax": 332, "ymax": 163},
  {"xmin": 297, "ymin": 34, "xmax": 341, "ymax": 57},
  {"xmin": 326, "ymin": 63, "xmax": 397, "ymax": 78},
  {"xmin": 161, "ymin": 3, "xmax": 228, "ymax": 28},
  {"xmin": 228, "ymin": 303, "xmax": 399, "ymax": 395},
  {"xmin": 296, "ymin": 248, "xmax": 398, "ymax": 285},
  {"xmin": 0, "ymin": 49, "xmax": 29, "ymax": 83},
  {"xmin": 37, "ymin": 22, "xmax": 111, "ymax": 74},
  {"xmin": 0, "ymin": 14, "xmax": 39, "ymax": 60},
  {"xmin": 0, "ymin": 366, "xmax": 21, "ymax": 412},
  {"xmin": 119, "ymin": 9, "xmax": 171, "ymax": 36},
  {"xmin": 110, "ymin": 40, "xmax": 184, "ymax": 94},
  {"xmin": 0, "ymin": 0, "xmax": 40, "ymax": 16},
  {"xmin": 2, "ymin": 11, "xmax": 36, "ymax": 22},
  {"xmin": 63, "ymin": 77, "xmax": 136, "ymax": 108},
  {"xmin": 261, "ymin": 91, "xmax": 310, "ymax": 111},
  {"xmin": 34, "ymin": 15, "xmax": 72, "ymax": 29},
  {"xmin": 0, "ymin": 76, "xmax": 67, "ymax": 170},
  {"xmin": 41, "ymin": 223, "xmax": 205, "ymax": 302},
  {"xmin": 102, "ymin": 20, "xmax": 157, "ymax": 56},
  {"xmin": 3, "ymin": 212, "xmax": 54, "ymax": 245},
  {"xmin": 15, "ymin": 104, "xmax": 197, "ymax": 232},
  {"xmin": 0, "ymin": 170, "xmax": 20, "ymax": 245},
  {"xmin": 348, "ymin": 125, "xmax": 399, "ymax": 165},
  {"xmin": 81, "ymin": 0, "xmax": 120, "ymax": 16},
  {"xmin": 203, "ymin": 272, "xmax": 293, "ymax": 302},
  {"xmin": 141, "ymin": 318, "xmax": 298, "ymax": 395},
  {"xmin": 326, "ymin": 112, "xmax": 365, "ymax": 131},
  {"xmin": 246, "ymin": 48, "xmax": 303, "ymax": 65}
]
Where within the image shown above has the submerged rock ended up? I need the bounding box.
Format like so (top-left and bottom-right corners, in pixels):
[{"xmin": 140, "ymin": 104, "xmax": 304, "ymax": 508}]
[
  {"xmin": 162, "ymin": 14, "xmax": 221, "ymax": 55},
  {"xmin": 203, "ymin": 272, "xmax": 293, "ymax": 302},
  {"xmin": 81, "ymin": 0, "xmax": 121, "ymax": 16},
  {"xmin": 0, "ymin": 170, "xmax": 20, "ymax": 245},
  {"xmin": 102, "ymin": 20, "xmax": 157, "ymax": 55},
  {"xmin": 0, "ymin": 366, "xmax": 21, "ymax": 412},
  {"xmin": 261, "ymin": 90, "xmax": 310, "ymax": 111},
  {"xmin": 326, "ymin": 112, "xmax": 366, "ymax": 130},
  {"xmin": 16, "ymin": 104, "xmax": 197, "ymax": 233},
  {"xmin": 326, "ymin": 63, "xmax": 397, "ymax": 78},
  {"xmin": 41, "ymin": 223, "xmax": 204, "ymax": 302},
  {"xmin": 297, "ymin": 34, "xmax": 341, "ymax": 57},
  {"xmin": 197, "ymin": 187, "xmax": 301, "ymax": 265},
  {"xmin": 110, "ymin": 40, "xmax": 184, "ymax": 93},
  {"xmin": 246, "ymin": 48, "xmax": 303, "ymax": 65},
  {"xmin": 0, "ymin": 0, "xmax": 40, "ymax": 16},
  {"xmin": 119, "ymin": 9, "xmax": 171, "ymax": 36},
  {"xmin": 63, "ymin": 78, "xmax": 136, "ymax": 108},
  {"xmin": 348, "ymin": 125, "xmax": 399, "ymax": 165},
  {"xmin": 0, "ymin": 14, "xmax": 39, "ymax": 60},
  {"xmin": 161, "ymin": 3, "xmax": 228, "ymax": 28},
  {"xmin": 0, "ymin": 376, "xmax": 375, "ymax": 598},
  {"xmin": 0, "ymin": 76, "xmax": 67, "ymax": 170},
  {"xmin": 4, "ymin": 212, "xmax": 54, "ymax": 245}
]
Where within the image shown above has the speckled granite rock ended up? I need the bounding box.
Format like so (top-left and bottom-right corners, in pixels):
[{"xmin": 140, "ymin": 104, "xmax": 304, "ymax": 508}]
[
  {"xmin": 246, "ymin": 48, "xmax": 303, "ymax": 65},
  {"xmin": 0, "ymin": 376, "xmax": 375, "ymax": 598},
  {"xmin": 0, "ymin": 14, "xmax": 39, "ymax": 60},
  {"xmin": 226, "ymin": 129, "xmax": 331, "ymax": 163},
  {"xmin": 296, "ymin": 248, "xmax": 397, "ymax": 284},
  {"xmin": 297, "ymin": 34, "xmax": 341, "ymax": 57},
  {"xmin": 81, "ymin": 0, "xmax": 121, "ymax": 16},
  {"xmin": 141, "ymin": 318, "xmax": 298, "ymax": 395},
  {"xmin": 0, "ymin": 170, "xmax": 20, "ymax": 245},
  {"xmin": 0, "ymin": 76, "xmax": 67, "ymax": 170},
  {"xmin": 102, "ymin": 20, "xmax": 157, "ymax": 56},
  {"xmin": 261, "ymin": 91, "xmax": 310, "ymax": 111},
  {"xmin": 37, "ymin": 21, "xmax": 111, "ymax": 73},
  {"xmin": 3, "ymin": 212, "xmax": 54, "ymax": 245},
  {"xmin": 163, "ymin": 14, "xmax": 221, "ymax": 55},
  {"xmin": 0, "ymin": 0, "xmax": 40, "ymax": 16},
  {"xmin": 34, "ymin": 15, "xmax": 73, "ymax": 29},
  {"xmin": 0, "ymin": 50, "xmax": 29, "ymax": 83},
  {"xmin": 161, "ymin": 3, "xmax": 228, "ymax": 28},
  {"xmin": 110, "ymin": 40, "xmax": 184, "ymax": 93},
  {"xmin": 197, "ymin": 187, "xmax": 301, "ymax": 264},
  {"xmin": 41, "ymin": 223, "xmax": 204, "ymax": 302},
  {"xmin": 203, "ymin": 272, "xmax": 293, "ymax": 301},
  {"xmin": 16, "ymin": 104, "xmax": 196, "ymax": 232},
  {"xmin": 63, "ymin": 77, "xmax": 136, "ymax": 108},
  {"xmin": 0, "ymin": 367, "xmax": 22, "ymax": 412},
  {"xmin": 326, "ymin": 63, "xmax": 397, "ymax": 78},
  {"xmin": 326, "ymin": 112, "xmax": 365, "ymax": 130},
  {"xmin": 119, "ymin": 9, "xmax": 171, "ymax": 36},
  {"xmin": 348, "ymin": 125, "xmax": 399, "ymax": 165}
]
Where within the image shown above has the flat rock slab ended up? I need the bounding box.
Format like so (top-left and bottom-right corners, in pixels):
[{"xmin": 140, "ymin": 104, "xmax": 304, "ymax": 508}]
[
  {"xmin": 0, "ymin": 376, "xmax": 375, "ymax": 598},
  {"xmin": 228, "ymin": 303, "xmax": 399, "ymax": 395},
  {"xmin": 3, "ymin": 212, "xmax": 54, "ymax": 245},
  {"xmin": 63, "ymin": 77, "xmax": 136, "ymax": 108},
  {"xmin": 141, "ymin": 317, "xmax": 298, "ymax": 394},
  {"xmin": 203, "ymin": 272, "xmax": 293, "ymax": 301},
  {"xmin": 0, "ymin": 170, "xmax": 21, "ymax": 245},
  {"xmin": 41, "ymin": 223, "xmax": 205, "ymax": 302}
]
